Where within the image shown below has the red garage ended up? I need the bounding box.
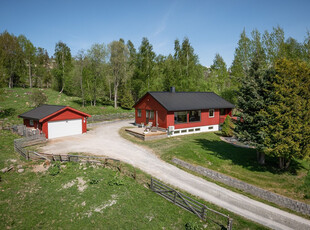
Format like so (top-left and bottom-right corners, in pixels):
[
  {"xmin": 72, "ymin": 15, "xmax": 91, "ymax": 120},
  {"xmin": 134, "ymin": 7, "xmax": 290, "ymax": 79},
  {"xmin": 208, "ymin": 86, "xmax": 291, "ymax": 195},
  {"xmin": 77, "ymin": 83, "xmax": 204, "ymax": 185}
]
[
  {"xmin": 19, "ymin": 105, "xmax": 91, "ymax": 139},
  {"xmin": 134, "ymin": 87, "xmax": 235, "ymax": 136}
]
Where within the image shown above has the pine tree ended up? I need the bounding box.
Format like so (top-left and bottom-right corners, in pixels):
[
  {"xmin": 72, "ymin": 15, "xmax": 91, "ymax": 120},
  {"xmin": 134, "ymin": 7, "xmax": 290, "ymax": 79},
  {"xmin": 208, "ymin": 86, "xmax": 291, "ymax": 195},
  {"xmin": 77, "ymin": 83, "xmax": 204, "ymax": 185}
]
[
  {"xmin": 235, "ymin": 53, "xmax": 271, "ymax": 164},
  {"xmin": 221, "ymin": 115, "xmax": 234, "ymax": 137}
]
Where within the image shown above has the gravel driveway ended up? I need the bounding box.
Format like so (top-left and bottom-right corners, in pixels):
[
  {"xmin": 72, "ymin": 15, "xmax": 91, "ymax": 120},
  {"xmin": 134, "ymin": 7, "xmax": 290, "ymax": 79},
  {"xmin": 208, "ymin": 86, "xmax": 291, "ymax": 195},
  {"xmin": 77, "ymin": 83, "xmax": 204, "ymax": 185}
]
[{"xmin": 41, "ymin": 120, "xmax": 310, "ymax": 230}]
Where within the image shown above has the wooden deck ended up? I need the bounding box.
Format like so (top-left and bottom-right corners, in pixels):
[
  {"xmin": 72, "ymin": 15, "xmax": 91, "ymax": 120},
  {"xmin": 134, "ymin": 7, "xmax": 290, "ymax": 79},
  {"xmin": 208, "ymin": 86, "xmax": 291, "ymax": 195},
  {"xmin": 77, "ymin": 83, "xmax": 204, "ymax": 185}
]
[{"xmin": 125, "ymin": 127, "xmax": 167, "ymax": 141}]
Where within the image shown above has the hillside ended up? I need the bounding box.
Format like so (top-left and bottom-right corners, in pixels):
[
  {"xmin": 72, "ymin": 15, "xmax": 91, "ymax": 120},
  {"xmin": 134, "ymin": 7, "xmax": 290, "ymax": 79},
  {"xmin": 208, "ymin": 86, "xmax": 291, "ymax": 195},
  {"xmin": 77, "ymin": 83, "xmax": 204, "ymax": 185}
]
[{"xmin": 0, "ymin": 88, "xmax": 133, "ymax": 125}]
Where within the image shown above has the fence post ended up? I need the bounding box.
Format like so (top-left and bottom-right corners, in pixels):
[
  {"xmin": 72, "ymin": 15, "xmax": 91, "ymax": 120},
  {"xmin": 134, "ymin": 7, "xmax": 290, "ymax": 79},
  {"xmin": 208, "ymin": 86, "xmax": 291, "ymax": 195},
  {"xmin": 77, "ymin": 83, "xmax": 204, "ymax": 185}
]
[
  {"xmin": 173, "ymin": 191, "xmax": 177, "ymax": 204},
  {"xmin": 227, "ymin": 217, "xmax": 233, "ymax": 230},
  {"xmin": 150, "ymin": 178, "xmax": 153, "ymax": 190},
  {"xmin": 202, "ymin": 205, "xmax": 206, "ymax": 221}
]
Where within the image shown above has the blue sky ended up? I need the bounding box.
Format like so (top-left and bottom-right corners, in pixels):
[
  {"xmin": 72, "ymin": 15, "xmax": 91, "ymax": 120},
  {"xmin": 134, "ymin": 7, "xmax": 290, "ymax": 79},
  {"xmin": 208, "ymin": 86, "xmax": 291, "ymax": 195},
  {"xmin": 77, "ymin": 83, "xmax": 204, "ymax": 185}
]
[{"xmin": 1, "ymin": 0, "xmax": 310, "ymax": 67}]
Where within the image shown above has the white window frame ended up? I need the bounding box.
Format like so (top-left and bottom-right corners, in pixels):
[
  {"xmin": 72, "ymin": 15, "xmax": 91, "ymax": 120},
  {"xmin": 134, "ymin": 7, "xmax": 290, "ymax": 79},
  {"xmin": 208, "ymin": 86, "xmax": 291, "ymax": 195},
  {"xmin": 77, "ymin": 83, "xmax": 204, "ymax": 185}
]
[{"xmin": 209, "ymin": 109, "xmax": 214, "ymax": 118}]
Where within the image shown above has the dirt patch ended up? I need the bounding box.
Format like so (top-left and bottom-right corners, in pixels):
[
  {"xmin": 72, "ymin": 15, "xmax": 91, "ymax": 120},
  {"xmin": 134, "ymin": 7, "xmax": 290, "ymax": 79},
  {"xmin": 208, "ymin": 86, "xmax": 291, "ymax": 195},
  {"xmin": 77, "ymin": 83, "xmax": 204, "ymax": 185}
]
[
  {"xmin": 85, "ymin": 195, "xmax": 118, "ymax": 217},
  {"xmin": 62, "ymin": 180, "xmax": 76, "ymax": 189},
  {"xmin": 77, "ymin": 177, "xmax": 87, "ymax": 192},
  {"xmin": 32, "ymin": 163, "xmax": 50, "ymax": 173}
]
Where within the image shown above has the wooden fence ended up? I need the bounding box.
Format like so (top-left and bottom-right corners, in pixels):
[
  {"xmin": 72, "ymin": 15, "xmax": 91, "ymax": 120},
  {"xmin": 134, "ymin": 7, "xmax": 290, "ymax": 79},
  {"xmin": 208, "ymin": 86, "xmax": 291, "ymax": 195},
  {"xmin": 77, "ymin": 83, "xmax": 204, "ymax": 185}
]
[{"xmin": 150, "ymin": 178, "xmax": 233, "ymax": 230}]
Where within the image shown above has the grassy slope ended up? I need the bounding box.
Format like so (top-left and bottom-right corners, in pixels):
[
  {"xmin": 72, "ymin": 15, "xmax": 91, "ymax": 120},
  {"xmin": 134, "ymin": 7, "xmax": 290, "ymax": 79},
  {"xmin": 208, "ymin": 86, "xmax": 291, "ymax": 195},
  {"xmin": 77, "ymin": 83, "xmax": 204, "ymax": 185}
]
[
  {"xmin": 0, "ymin": 130, "xmax": 266, "ymax": 230},
  {"xmin": 120, "ymin": 129, "xmax": 310, "ymax": 205},
  {"xmin": 0, "ymin": 87, "xmax": 133, "ymax": 125},
  {"xmin": 0, "ymin": 88, "xmax": 266, "ymax": 229}
]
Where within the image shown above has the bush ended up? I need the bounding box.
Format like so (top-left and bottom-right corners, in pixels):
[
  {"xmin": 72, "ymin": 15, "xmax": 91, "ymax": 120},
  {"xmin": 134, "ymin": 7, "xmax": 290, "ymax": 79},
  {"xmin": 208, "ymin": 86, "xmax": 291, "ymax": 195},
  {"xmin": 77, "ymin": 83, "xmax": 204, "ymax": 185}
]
[
  {"xmin": 30, "ymin": 89, "xmax": 48, "ymax": 107},
  {"xmin": 221, "ymin": 115, "xmax": 234, "ymax": 137},
  {"xmin": 48, "ymin": 162, "xmax": 61, "ymax": 176},
  {"xmin": 184, "ymin": 221, "xmax": 201, "ymax": 230},
  {"xmin": 108, "ymin": 172, "xmax": 124, "ymax": 186},
  {"xmin": 89, "ymin": 178, "xmax": 100, "ymax": 185}
]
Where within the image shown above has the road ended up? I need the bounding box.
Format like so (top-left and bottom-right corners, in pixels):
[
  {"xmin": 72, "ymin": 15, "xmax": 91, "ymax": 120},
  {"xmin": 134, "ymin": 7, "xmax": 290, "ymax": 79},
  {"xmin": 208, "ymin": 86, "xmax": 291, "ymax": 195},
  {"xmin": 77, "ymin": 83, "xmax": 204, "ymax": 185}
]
[{"xmin": 41, "ymin": 120, "xmax": 310, "ymax": 230}]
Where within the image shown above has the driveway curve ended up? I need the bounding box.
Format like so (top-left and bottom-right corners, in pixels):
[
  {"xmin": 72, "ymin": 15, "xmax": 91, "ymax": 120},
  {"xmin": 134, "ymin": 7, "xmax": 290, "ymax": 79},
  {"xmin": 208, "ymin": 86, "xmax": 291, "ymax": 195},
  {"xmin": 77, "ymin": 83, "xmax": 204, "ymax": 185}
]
[{"xmin": 41, "ymin": 120, "xmax": 310, "ymax": 230}]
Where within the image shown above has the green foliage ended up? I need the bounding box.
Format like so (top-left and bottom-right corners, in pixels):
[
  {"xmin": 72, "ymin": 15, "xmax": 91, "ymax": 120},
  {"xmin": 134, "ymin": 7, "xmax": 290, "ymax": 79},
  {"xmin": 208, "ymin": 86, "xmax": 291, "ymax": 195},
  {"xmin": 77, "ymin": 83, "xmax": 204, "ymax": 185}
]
[
  {"xmin": 108, "ymin": 172, "xmax": 125, "ymax": 186},
  {"xmin": 30, "ymin": 89, "xmax": 48, "ymax": 106},
  {"xmin": 120, "ymin": 87, "xmax": 134, "ymax": 109},
  {"xmin": 221, "ymin": 115, "xmax": 234, "ymax": 137},
  {"xmin": 261, "ymin": 58, "xmax": 310, "ymax": 169},
  {"xmin": 184, "ymin": 221, "xmax": 201, "ymax": 230},
  {"xmin": 89, "ymin": 178, "xmax": 100, "ymax": 185},
  {"xmin": 48, "ymin": 162, "xmax": 61, "ymax": 176}
]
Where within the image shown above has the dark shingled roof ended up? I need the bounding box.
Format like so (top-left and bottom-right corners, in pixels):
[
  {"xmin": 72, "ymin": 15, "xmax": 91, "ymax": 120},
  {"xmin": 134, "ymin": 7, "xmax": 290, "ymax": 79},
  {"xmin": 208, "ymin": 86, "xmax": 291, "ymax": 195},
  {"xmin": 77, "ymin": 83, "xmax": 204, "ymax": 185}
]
[
  {"xmin": 19, "ymin": 105, "xmax": 66, "ymax": 120},
  {"xmin": 148, "ymin": 92, "xmax": 235, "ymax": 111}
]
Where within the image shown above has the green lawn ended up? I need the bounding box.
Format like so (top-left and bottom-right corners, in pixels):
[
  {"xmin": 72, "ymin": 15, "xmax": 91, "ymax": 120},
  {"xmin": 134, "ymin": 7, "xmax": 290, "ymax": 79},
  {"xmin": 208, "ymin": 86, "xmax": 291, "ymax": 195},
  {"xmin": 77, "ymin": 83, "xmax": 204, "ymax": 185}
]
[
  {"xmin": 0, "ymin": 130, "xmax": 267, "ymax": 229},
  {"xmin": 120, "ymin": 129, "xmax": 310, "ymax": 205},
  {"xmin": 0, "ymin": 87, "xmax": 133, "ymax": 125}
]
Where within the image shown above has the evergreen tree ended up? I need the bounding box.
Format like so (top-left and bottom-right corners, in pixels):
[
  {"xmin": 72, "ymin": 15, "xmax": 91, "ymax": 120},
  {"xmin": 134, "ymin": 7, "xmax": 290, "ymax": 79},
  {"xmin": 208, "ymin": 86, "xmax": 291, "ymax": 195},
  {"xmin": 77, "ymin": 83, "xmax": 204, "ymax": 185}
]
[
  {"xmin": 221, "ymin": 115, "xmax": 234, "ymax": 137},
  {"xmin": 261, "ymin": 59, "xmax": 310, "ymax": 169},
  {"xmin": 235, "ymin": 55, "xmax": 272, "ymax": 164}
]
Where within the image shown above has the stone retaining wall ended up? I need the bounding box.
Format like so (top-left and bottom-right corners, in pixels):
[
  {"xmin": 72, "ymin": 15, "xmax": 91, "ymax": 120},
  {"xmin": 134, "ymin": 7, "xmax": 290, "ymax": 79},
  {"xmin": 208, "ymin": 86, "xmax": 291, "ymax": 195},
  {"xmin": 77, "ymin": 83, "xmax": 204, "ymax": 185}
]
[{"xmin": 172, "ymin": 158, "xmax": 310, "ymax": 216}]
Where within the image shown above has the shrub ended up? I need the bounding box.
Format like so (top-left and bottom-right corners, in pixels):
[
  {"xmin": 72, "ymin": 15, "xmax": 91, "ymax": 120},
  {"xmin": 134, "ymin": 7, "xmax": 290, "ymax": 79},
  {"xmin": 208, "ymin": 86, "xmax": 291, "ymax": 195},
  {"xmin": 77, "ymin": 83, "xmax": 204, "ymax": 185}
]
[
  {"xmin": 184, "ymin": 221, "xmax": 201, "ymax": 230},
  {"xmin": 221, "ymin": 115, "xmax": 234, "ymax": 137},
  {"xmin": 30, "ymin": 89, "xmax": 48, "ymax": 107},
  {"xmin": 48, "ymin": 162, "xmax": 61, "ymax": 176},
  {"xmin": 108, "ymin": 172, "xmax": 124, "ymax": 186},
  {"xmin": 90, "ymin": 178, "xmax": 100, "ymax": 184}
]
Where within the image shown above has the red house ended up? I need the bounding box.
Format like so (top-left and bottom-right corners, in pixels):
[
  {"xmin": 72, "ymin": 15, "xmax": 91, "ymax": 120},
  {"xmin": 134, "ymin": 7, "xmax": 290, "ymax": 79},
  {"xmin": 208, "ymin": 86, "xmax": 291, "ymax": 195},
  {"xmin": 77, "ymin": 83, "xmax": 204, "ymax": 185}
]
[
  {"xmin": 133, "ymin": 87, "xmax": 234, "ymax": 136},
  {"xmin": 19, "ymin": 105, "xmax": 91, "ymax": 139}
]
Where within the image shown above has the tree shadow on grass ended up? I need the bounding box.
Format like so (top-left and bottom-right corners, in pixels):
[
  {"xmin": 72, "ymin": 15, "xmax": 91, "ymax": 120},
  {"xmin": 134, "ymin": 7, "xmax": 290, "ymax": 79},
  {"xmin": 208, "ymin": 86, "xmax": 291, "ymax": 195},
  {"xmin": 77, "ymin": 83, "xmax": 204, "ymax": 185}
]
[{"xmin": 194, "ymin": 138, "xmax": 302, "ymax": 175}]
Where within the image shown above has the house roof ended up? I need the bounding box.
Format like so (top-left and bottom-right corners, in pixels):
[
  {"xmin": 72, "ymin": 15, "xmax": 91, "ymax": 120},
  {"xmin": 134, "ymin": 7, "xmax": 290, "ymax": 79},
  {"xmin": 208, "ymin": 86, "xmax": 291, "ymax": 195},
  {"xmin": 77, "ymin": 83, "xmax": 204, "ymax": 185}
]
[
  {"xmin": 135, "ymin": 92, "xmax": 235, "ymax": 111},
  {"xmin": 19, "ymin": 104, "xmax": 91, "ymax": 121}
]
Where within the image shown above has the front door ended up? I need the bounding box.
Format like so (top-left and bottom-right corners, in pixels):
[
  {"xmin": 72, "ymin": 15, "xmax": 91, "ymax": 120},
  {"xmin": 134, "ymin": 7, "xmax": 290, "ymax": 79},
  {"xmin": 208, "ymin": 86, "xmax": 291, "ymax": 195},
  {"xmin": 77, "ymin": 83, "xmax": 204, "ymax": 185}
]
[{"xmin": 146, "ymin": 110, "xmax": 149, "ymax": 124}]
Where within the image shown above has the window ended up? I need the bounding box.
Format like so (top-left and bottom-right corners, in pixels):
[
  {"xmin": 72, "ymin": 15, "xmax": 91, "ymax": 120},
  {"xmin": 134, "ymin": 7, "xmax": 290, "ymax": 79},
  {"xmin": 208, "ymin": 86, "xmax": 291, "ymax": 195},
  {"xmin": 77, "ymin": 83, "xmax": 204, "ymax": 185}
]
[
  {"xmin": 29, "ymin": 119, "xmax": 34, "ymax": 126},
  {"xmin": 188, "ymin": 129, "xmax": 194, "ymax": 132},
  {"xmin": 208, "ymin": 126, "xmax": 214, "ymax": 130},
  {"xmin": 220, "ymin": 109, "xmax": 226, "ymax": 116},
  {"xmin": 174, "ymin": 111, "xmax": 187, "ymax": 123},
  {"xmin": 146, "ymin": 110, "xmax": 149, "ymax": 118},
  {"xmin": 137, "ymin": 109, "xmax": 142, "ymax": 117},
  {"xmin": 195, "ymin": 128, "xmax": 201, "ymax": 131},
  {"xmin": 209, "ymin": 109, "xmax": 214, "ymax": 118},
  {"xmin": 150, "ymin": 110, "xmax": 154, "ymax": 119},
  {"xmin": 189, "ymin": 110, "xmax": 201, "ymax": 122},
  {"xmin": 181, "ymin": 129, "xmax": 187, "ymax": 133}
]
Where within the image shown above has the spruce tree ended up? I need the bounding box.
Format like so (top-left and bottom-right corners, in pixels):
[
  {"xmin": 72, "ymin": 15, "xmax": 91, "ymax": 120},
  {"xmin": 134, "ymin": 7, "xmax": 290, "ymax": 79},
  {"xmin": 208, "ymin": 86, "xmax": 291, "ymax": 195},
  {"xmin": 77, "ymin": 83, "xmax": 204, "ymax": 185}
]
[{"xmin": 221, "ymin": 115, "xmax": 234, "ymax": 137}]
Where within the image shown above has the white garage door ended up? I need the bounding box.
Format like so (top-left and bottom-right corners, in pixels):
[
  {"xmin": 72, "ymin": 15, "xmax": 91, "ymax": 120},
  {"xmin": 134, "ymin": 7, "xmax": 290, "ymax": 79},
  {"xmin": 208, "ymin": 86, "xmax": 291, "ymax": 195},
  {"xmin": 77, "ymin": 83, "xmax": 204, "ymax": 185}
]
[{"xmin": 48, "ymin": 119, "xmax": 82, "ymax": 139}]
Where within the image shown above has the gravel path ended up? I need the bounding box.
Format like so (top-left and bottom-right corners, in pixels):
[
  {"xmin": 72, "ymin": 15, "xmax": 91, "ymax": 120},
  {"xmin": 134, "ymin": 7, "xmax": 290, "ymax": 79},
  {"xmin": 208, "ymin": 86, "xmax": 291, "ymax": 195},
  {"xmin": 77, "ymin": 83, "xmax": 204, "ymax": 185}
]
[{"xmin": 41, "ymin": 120, "xmax": 310, "ymax": 230}]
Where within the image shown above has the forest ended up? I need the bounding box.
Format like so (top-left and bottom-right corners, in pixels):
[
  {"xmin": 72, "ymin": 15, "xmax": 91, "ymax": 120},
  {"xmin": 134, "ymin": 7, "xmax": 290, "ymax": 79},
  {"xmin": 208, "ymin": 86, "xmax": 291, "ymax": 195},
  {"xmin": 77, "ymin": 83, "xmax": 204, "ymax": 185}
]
[{"xmin": 0, "ymin": 27, "xmax": 309, "ymax": 169}]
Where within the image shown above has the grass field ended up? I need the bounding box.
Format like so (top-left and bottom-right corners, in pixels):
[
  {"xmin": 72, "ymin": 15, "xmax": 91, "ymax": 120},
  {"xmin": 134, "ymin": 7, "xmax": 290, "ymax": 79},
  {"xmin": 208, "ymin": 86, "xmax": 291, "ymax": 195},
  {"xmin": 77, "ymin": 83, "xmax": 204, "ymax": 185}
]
[
  {"xmin": 120, "ymin": 129, "xmax": 310, "ymax": 205},
  {"xmin": 0, "ymin": 87, "xmax": 133, "ymax": 125},
  {"xmin": 0, "ymin": 130, "xmax": 267, "ymax": 230}
]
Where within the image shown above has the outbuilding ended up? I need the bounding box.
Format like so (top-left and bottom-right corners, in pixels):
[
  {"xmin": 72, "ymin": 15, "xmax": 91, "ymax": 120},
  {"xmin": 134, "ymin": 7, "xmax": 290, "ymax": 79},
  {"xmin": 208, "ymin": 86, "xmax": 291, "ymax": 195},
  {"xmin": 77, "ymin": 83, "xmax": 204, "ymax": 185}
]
[
  {"xmin": 133, "ymin": 87, "xmax": 235, "ymax": 136},
  {"xmin": 19, "ymin": 105, "xmax": 91, "ymax": 139}
]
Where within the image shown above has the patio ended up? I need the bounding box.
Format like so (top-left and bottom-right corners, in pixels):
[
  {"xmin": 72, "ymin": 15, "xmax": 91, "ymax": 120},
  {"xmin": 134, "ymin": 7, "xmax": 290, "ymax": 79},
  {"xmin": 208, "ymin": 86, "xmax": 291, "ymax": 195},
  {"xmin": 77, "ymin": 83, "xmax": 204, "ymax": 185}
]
[{"xmin": 125, "ymin": 127, "xmax": 167, "ymax": 141}]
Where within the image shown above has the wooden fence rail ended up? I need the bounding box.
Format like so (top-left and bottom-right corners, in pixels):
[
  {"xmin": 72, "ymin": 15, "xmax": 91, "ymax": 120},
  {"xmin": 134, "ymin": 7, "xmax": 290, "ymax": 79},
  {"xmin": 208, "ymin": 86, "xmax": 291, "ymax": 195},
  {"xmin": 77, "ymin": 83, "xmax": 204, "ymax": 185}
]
[{"xmin": 150, "ymin": 178, "xmax": 233, "ymax": 230}]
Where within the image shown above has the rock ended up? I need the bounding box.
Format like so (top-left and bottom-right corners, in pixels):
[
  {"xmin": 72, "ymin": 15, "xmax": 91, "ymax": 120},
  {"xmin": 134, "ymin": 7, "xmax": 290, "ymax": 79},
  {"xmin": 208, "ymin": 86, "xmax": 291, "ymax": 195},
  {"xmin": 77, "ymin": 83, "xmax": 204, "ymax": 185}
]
[
  {"xmin": 1, "ymin": 166, "xmax": 13, "ymax": 173},
  {"xmin": 18, "ymin": 169, "xmax": 24, "ymax": 173},
  {"xmin": 17, "ymin": 165, "xmax": 23, "ymax": 169},
  {"xmin": 1, "ymin": 167, "xmax": 8, "ymax": 173}
]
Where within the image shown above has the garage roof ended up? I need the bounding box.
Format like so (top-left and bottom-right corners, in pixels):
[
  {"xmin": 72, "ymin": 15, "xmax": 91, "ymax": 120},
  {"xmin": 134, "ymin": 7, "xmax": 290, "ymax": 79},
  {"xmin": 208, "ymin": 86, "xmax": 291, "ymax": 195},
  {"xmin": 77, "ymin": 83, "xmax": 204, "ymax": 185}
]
[
  {"xmin": 19, "ymin": 104, "xmax": 90, "ymax": 121},
  {"xmin": 135, "ymin": 92, "xmax": 235, "ymax": 111}
]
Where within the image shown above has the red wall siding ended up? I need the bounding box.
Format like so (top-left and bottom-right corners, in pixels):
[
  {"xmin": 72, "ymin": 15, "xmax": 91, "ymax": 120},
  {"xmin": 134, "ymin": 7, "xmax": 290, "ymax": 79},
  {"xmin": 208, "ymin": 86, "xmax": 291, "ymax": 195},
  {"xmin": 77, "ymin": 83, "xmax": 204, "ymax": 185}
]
[
  {"xmin": 135, "ymin": 94, "xmax": 168, "ymax": 128},
  {"xmin": 23, "ymin": 119, "xmax": 40, "ymax": 129},
  {"xmin": 41, "ymin": 109, "xmax": 88, "ymax": 139}
]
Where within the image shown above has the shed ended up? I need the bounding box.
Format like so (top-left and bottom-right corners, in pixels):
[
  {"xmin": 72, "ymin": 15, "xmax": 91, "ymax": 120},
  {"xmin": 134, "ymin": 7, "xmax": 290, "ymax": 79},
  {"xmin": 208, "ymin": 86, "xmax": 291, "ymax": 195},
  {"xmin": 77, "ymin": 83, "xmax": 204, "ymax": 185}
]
[
  {"xmin": 19, "ymin": 105, "xmax": 91, "ymax": 139},
  {"xmin": 133, "ymin": 87, "xmax": 235, "ymax": 136}
]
